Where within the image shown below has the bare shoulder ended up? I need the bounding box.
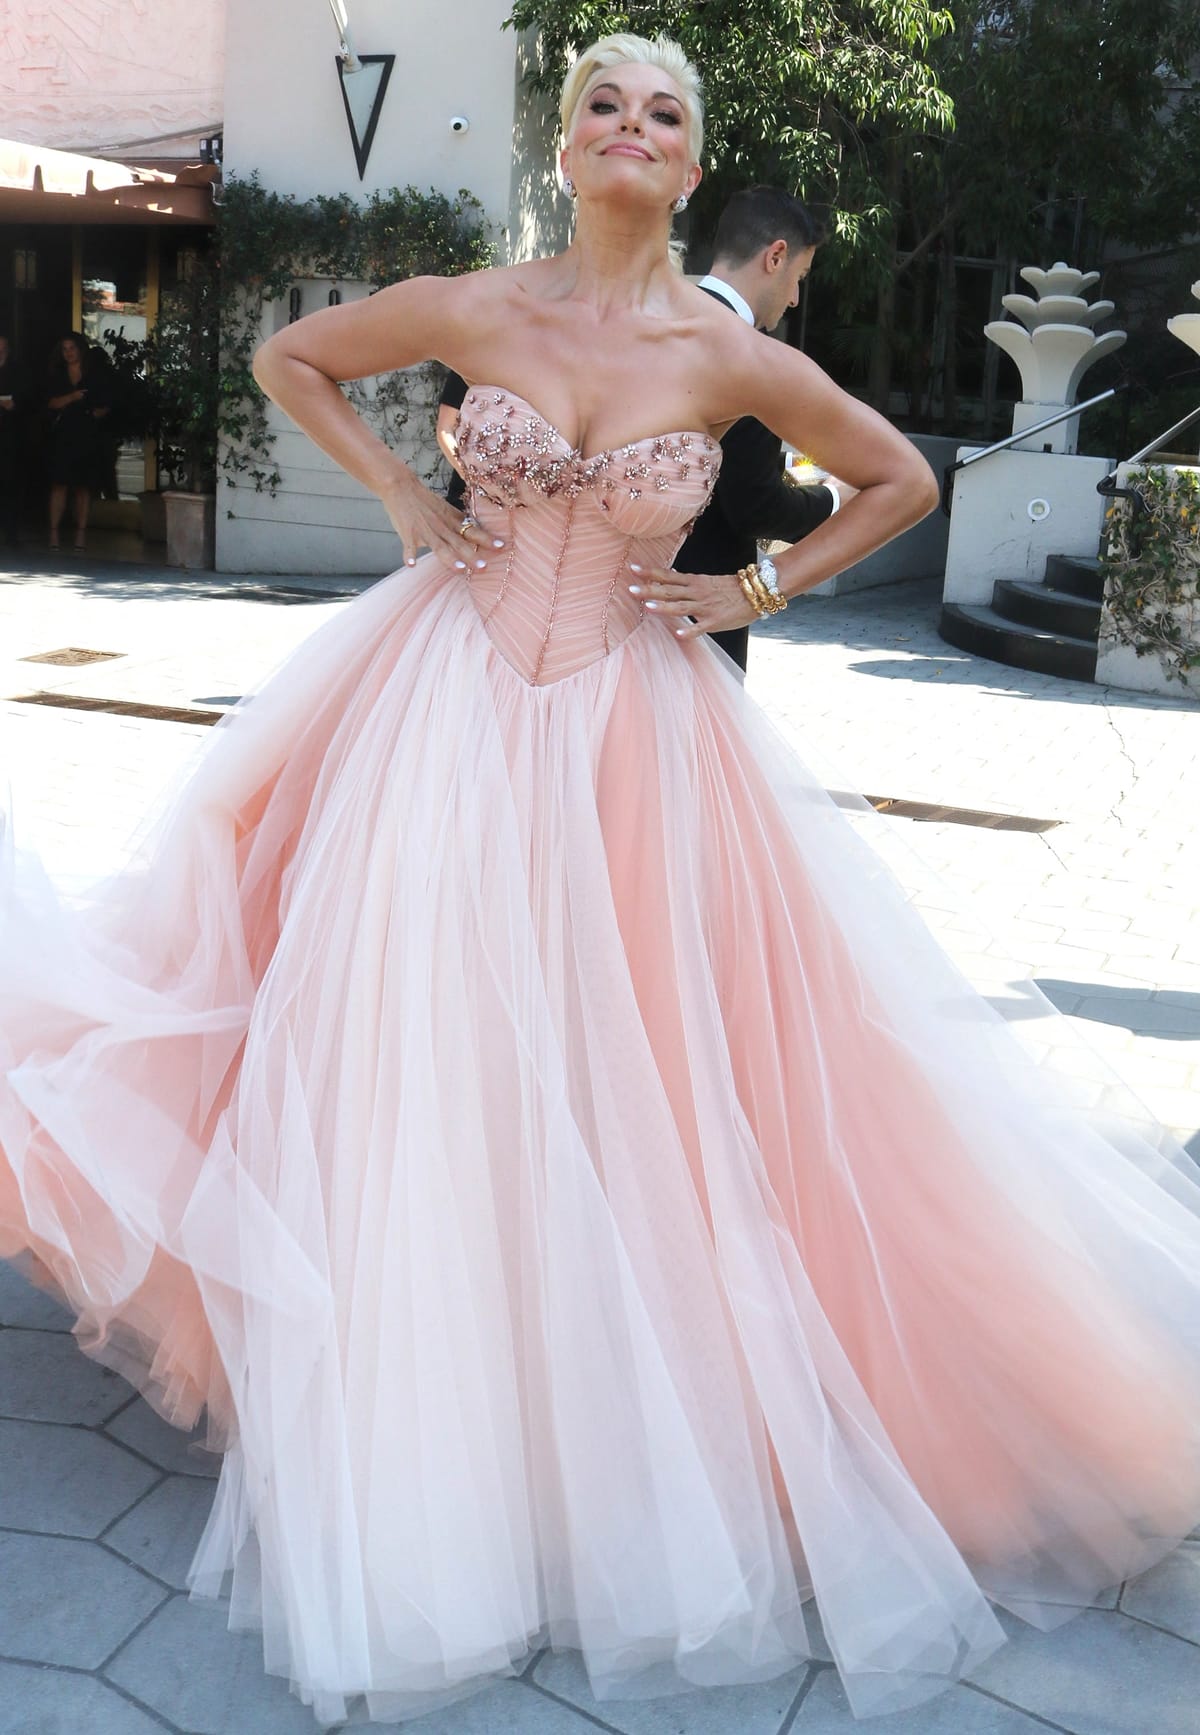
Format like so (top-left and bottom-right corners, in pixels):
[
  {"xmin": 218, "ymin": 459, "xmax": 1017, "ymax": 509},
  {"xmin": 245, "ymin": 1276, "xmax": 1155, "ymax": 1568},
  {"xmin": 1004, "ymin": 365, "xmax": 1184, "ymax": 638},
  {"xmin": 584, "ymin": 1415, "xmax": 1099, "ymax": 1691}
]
[
  {"xmin": 715, "ymin": 321, "xmax": 824, "ymax": 417},
  {"xmin": 370, "ymin": 263, "xmax": 515, "ymax": 338},
  {"xmin": 671, "ymin": 295, "xmax": 784, "ymax": 430},
  {"xmin": 440, "ymin": 256, "xmax": 563, "ymax": 315},
  {"xmin": 388, "ymin": 257, "xmax": 567, "ymax": 353}
]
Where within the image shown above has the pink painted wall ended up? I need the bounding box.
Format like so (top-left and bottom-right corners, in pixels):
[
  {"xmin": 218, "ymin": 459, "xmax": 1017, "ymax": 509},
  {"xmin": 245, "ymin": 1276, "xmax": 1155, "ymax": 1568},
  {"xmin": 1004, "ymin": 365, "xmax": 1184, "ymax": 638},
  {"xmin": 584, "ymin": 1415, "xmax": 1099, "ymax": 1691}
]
[{"xmin": 0, "ymin": 0, "xmax": 225, "ymax": 159}]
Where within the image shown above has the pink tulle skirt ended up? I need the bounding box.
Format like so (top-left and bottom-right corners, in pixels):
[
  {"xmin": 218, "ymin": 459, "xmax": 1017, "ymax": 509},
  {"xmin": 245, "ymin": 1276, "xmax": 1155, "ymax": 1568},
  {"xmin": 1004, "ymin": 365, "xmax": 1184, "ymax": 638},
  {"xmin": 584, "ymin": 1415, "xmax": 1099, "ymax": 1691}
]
[{"xmin": 2, "ymin": 565, "xmax": 1199, "ymax": 1724}]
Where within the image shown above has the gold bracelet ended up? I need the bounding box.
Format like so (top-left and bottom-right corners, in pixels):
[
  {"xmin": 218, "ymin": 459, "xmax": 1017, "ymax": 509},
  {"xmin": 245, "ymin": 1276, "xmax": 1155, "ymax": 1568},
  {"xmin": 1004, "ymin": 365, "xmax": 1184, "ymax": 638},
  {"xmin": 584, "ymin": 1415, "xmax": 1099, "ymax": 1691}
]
[
  {"xmin": 737, "ymin": 566, "xmax": 769, "ymax": 616},
  {"xmin": 738, "ymin": 564, "xmax": 773, "ymax": 616},
  {"xmin": 738, "ymin": 563, "xmax": 786, "ymax": 616}
]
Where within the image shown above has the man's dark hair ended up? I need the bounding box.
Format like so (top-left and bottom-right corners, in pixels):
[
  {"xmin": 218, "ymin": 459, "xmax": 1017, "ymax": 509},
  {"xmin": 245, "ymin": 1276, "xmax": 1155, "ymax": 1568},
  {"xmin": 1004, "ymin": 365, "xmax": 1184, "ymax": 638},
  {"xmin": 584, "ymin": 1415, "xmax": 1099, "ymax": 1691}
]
[{"xmin": 711, "ymin": 187, "xmax": 826, "ymax": 267}]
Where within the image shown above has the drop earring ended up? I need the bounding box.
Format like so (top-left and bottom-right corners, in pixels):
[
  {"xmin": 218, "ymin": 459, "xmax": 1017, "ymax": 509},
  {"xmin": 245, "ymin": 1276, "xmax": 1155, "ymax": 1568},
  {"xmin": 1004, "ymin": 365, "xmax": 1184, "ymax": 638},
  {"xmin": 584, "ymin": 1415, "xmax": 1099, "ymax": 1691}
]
[
  {"xmin": 672, "ymin": 193, "xmax": 689, "ymax": 214},
  {"xmin": 563, "ymin": 177, "xmax": 576, "ymax": 199}
]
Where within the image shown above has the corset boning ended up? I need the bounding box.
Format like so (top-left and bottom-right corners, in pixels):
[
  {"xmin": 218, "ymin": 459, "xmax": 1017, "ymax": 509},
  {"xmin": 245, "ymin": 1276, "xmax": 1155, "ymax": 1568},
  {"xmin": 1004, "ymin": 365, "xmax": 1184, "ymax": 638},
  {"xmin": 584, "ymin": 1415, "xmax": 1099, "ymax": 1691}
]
[{"xmin": 454, "ymin": 387, "xmax": 722, "ymax": 686}]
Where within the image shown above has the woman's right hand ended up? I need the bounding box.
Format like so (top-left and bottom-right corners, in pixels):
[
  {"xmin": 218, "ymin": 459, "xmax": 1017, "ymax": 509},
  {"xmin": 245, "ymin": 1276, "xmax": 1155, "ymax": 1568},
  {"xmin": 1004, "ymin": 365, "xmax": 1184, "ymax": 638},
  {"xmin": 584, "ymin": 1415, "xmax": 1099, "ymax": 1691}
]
[{"xmin": 378, "ymin": 467, "xmax": 503, "ymax": 571}]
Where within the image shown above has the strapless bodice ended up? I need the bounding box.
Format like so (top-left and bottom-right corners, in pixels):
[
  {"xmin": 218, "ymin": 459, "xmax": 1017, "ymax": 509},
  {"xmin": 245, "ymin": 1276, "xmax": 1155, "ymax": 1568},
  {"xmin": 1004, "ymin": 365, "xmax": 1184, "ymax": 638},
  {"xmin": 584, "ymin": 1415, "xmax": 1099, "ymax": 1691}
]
[{"xmin": 453, "ymin": 386, "xmax": 721, "ymax": 685}]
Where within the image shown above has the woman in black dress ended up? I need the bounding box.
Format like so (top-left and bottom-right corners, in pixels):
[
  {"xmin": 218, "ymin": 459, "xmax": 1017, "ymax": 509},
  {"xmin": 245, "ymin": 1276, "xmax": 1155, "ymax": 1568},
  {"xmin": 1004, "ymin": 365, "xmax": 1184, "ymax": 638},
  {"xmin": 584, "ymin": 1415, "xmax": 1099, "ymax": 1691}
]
[{"xmin": 46, "ymin": 333, "xmax": 109, "ymax": 550}]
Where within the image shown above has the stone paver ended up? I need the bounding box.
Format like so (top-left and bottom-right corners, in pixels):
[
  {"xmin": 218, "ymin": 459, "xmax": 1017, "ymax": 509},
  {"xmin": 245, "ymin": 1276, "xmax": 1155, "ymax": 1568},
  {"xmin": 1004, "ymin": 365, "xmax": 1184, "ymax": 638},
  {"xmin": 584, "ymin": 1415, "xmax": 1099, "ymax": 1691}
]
[
  {"xmin": 375, "ymin": 1678, "xmax": 624, "ymax": 1735},
  {"xmin": 102, "ymin": 1397, "xmax": 222, "ymax": 1480},
  {"xmin": 966, "ymin": 1609, "xmax": 1200, "ymax": 1735},
  {"xmin": 0, "ymin": 555, "xmax": 1197, "ymax": 1733},
  {"xmin": 532, "ymin": 1650, "xmax": 809, "ymax": 1733},
  {"xmin": 0, "ymin": 1531, "xmax": 166, "ymax": 1667},
  {"xmin": 0, "ymin": 1259, "xmax": 74, "ymax": 1331},
  {"xmin": 1120, "ymin": 1541, "xmax": 1200, "ymax": 1645},
  {"xmin": 0, "ymin": 1416, "xmax": 160, "ymax": 1536},
  {"xmin": 0, "ymin": 1327, "xmax": 132, "ymax": 1425},
  {"xmin": 0, "ymin": 1660, "xmax": 167, "ymax": 1735},
  {"xmin": 794, "ymin": 1670, "xmax": 1054, "ymax": 1732},
  {"xmin": 104, "ymin": 1596, "xmax": 342, "ymax": 1735},
  {"xmin": 105, "ymin": 1475, "xmax": 218, "ymax": 1592}
]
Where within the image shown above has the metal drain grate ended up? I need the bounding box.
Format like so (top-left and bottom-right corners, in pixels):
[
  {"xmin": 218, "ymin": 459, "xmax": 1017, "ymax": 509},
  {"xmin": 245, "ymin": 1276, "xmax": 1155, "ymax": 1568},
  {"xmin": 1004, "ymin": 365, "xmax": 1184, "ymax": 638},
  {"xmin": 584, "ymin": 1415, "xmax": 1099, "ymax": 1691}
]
[
  {"xmin": 865, "ymin": 795, "xmax": 1060, "ymax": 832},
  {"xmin": 19, "ymin": 647, "xmax": 125, "ymax": 667},
  {"xmin": 10, "ymin": 692, "xmax": 226, "ymax": 725}
]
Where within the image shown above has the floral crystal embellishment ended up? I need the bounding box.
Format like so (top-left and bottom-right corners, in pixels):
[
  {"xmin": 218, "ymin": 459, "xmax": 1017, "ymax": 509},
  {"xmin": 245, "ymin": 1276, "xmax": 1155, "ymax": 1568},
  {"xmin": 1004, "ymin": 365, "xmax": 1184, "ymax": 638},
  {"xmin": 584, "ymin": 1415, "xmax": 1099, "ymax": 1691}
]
[{"xmin": 457, "ymin": 390, "xmax": 719, "ymax": 504}]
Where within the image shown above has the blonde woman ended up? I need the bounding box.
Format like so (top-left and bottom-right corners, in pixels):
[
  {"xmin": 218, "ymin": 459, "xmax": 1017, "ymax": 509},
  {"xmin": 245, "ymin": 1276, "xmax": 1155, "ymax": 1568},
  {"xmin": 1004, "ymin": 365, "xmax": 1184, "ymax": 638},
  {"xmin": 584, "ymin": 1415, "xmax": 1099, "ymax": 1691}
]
[{"xmin": 1, "ymin": 33, "xmax": 1198, "ymax": 1728}]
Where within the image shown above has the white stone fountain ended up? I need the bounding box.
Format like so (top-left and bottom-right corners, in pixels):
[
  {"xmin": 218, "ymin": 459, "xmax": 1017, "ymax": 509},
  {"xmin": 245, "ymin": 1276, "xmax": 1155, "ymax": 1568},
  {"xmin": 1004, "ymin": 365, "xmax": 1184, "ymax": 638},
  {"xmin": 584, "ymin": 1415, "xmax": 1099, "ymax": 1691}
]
[
  {"xmin": 984, "ymin": 262, "xmax": 1125, "ymax": 454},
  {"xmin": 942, "ymin": 262, "xmax": 1122, "ymax": 608}
]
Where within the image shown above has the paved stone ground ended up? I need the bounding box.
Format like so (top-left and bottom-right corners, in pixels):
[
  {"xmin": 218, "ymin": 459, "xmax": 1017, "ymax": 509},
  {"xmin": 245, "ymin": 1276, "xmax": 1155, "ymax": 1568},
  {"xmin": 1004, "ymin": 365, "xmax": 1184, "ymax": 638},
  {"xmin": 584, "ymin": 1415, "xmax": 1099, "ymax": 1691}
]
[{"xmin": 0, "ymin": 550, "xmax": 1198, "ymax": 1733}]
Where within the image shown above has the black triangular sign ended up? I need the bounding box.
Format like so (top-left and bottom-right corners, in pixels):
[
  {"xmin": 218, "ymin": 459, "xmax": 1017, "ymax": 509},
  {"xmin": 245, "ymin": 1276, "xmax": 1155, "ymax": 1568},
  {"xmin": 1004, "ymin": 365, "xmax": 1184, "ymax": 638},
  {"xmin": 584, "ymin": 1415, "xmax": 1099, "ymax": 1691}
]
[{"xmin": 336, "ymin": 54, "xmax": 395, "ymax": 181}]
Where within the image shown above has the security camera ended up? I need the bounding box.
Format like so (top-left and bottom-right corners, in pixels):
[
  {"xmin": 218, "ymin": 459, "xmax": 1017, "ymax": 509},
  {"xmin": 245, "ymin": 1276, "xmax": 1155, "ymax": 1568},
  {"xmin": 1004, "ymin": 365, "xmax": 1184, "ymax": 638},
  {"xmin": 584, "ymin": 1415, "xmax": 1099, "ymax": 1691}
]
[{"xmin": 449, "ymin": 116, "xmax": 470, "ymax": 135}]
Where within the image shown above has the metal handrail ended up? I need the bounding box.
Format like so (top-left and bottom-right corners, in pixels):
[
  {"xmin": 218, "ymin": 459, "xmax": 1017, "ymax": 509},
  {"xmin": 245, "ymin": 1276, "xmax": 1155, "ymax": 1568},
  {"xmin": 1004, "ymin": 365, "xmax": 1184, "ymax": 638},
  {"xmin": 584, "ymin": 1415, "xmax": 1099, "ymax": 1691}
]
[
  {"xmin": 1096, "ymin": 402, "xmax": 1200, "ymax": 517},
  {"xmin": 940, "ymin": 385, "xmax": 1125, "ymax": 516}
]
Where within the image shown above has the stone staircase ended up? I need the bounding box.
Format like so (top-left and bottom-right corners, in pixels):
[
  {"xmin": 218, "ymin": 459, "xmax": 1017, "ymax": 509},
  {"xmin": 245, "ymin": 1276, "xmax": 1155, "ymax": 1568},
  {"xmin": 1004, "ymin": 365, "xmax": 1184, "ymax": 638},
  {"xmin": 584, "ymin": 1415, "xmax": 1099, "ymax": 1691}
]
[{"xmin": 938, "ymin": 554, "xmax": 1103, "ymax": 681}]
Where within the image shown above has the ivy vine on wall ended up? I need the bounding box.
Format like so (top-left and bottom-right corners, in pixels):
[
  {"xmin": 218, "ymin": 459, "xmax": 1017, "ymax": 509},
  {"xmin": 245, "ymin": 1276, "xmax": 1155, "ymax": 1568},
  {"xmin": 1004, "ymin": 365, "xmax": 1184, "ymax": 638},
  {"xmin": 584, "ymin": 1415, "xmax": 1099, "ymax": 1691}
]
[
  {"xmin": 1100, "ymin": 464, "xmax": 1200, "ymax": 686},
  {"xmin": 217, "ymin": 176, "xmax": 496, "ymax": 495}
]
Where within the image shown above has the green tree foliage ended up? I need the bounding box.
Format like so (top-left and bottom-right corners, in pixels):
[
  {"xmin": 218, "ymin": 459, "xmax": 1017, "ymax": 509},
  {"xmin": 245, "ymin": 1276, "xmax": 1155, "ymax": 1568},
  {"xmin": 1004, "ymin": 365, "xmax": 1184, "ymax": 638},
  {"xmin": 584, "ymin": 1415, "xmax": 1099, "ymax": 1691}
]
[
  {"xmin": 147, "ymin": 255, "xmax": 221, "ymax": 494},
  {"xmin": 504, "ymin": 0, "xmax": 955, "ymax": 262},
  {"xmin": 218, "ymin": 177, "xmax": 495, "ymax": 493},
  {"xmin": 888, "ymin": 2, "xmax": 1200, "ymax": 422},
  {"xmin": 506, "ymin": 2, "xmax": 1200, "ymax": 425},
  {"xmin": 942, "ymin": 0, "xmax": 1200, "ymax": 264}
]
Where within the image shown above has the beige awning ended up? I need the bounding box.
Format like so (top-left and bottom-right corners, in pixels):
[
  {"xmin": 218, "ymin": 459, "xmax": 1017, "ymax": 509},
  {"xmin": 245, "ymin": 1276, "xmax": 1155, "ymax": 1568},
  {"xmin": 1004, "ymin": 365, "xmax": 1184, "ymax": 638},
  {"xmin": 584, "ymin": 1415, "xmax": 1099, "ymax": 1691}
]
[{"xmin": 0, "ymin": 138, "xmax": 216, "ymax": 225}]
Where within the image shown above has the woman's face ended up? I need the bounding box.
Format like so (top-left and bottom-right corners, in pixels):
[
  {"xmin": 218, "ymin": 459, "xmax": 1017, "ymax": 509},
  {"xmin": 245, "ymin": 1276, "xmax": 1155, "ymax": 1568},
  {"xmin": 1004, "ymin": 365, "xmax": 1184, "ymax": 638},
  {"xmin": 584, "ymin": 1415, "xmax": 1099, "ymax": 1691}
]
[
  {"xmin": 563, "ymin": 63, "xmax": 700, "ymax": 211},
  {"xmin": 61, "ymin": 339, "xmax": 81, "ymax": 367}
]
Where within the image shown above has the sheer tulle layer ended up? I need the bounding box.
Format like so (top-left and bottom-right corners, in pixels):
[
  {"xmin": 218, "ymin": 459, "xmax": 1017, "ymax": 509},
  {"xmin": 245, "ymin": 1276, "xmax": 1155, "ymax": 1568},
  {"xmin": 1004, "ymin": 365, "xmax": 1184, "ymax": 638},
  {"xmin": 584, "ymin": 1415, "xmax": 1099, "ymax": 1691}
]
[{"xmin": 2, "ymin": 563, "xmax": 1199, "ymax": 1725}]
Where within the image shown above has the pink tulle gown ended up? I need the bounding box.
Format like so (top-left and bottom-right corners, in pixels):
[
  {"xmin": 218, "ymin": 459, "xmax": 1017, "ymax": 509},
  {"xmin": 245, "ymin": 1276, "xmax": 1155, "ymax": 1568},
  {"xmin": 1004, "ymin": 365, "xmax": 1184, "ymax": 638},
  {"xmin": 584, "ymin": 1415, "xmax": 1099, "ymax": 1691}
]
[{"xmin": 2, "ymin": 385, "xmax": 1199, "ymax": 1726}]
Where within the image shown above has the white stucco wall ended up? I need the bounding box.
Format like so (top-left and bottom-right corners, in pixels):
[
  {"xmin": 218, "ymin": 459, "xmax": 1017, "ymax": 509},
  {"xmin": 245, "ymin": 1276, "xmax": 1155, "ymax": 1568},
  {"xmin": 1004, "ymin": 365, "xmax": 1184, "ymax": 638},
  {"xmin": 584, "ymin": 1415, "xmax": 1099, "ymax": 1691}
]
[
  {"xmin": 218, "ymin": 0, "xmax": 565, "ymax": 575},
  {"xmin": 218, "ymin": 279, "xmax": 449, "ymax": 576},
  {"xmin": 223, "ymin": 0, "xmax": 523, "ymax": 220},
  {"xmin": 943, "ymin": 449, "xmax": 1112, "ymax": 605},
  {"xmin": 0, "ymin": 0, "xmax": 224, "ymax": 156}
]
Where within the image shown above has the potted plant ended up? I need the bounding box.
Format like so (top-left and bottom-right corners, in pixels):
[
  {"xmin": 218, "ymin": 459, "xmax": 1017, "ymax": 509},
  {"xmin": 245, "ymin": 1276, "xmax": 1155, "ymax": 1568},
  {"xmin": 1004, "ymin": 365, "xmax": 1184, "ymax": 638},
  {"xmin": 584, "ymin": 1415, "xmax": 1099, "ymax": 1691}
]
[
  {"xmin": 144, "ymin": 253, "xmax": 220, "ymax": 567},
  {"xmin": 92, "ymin": 327, "xmax": 165, "ymax": 543}
]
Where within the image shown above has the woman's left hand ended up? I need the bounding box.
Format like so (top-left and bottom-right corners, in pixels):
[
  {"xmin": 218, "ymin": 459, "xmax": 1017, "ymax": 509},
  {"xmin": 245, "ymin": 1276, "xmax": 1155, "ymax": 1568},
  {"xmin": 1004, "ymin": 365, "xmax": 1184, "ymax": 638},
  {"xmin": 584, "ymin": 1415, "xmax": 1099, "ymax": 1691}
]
[{"xmin": 627, "ymin": 562, "xmax": 759, "ymax": 639}]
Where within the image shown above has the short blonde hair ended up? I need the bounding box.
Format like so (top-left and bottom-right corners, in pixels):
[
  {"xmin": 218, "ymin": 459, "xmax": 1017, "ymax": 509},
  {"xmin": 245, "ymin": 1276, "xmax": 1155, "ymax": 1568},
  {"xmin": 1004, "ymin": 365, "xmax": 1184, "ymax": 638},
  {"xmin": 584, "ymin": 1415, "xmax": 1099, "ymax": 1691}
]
[{"xmin": 560, "ymin": 33, "xmax": 704, "ymax": 163}]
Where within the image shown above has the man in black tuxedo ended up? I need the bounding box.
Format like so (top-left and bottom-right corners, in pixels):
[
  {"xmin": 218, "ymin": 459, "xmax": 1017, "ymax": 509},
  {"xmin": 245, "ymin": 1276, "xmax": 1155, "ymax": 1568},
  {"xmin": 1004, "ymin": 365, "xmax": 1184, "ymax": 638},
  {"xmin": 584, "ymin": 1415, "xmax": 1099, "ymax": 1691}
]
[{"xmin": 677, "ymin": 187, "xmax": 852, "ymax": 671}]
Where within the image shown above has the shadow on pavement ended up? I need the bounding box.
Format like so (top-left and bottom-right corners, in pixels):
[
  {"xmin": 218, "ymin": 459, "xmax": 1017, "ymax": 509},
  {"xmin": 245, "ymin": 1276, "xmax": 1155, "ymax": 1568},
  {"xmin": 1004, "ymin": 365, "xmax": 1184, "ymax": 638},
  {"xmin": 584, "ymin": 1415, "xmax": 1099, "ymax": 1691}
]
[
  {"xmin": 756, "ymin": 578, "xmax": 1197, "ymax": 713},
  {"xmin": 0, "ymin": 552, "xmax": 379, "ymax": 608},
  {"xmin": 1037, "ymin": 980, "xmax": 1200, "ymax": 1041}
]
